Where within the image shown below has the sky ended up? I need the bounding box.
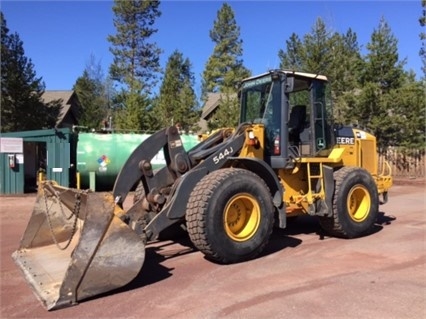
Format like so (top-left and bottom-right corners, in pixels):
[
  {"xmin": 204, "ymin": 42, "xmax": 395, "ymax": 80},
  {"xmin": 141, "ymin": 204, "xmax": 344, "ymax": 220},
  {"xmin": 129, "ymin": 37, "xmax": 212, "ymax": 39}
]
[{"xmin": 1, "ymin": 0, "xmax": 423, "ymax": 98}]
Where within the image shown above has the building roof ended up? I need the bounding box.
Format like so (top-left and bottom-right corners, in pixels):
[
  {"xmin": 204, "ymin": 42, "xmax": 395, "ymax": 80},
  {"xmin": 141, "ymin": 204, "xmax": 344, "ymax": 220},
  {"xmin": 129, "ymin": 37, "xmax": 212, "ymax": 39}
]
[
  {"xmin": 201, "ymin": 93, "xmax": 221, "ymax": 119},
  {"xmin": 201, "ymin": 92, "xmax": 238, "ymax": 120},
  {"xmin": 42, "ymin": 90, "xmax": 77, "ymax": 126},
  {"xmin": 42, "ymin": 90, "xmax": 74, "ymax": 104}
]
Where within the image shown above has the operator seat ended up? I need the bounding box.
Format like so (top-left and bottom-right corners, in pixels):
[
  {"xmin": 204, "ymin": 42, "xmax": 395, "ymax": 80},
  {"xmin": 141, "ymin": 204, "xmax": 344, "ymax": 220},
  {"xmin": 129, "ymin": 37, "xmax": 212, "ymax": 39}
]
[{"xmin": 288, "ymin": 104, "xmax": 306, "ymax": 144}]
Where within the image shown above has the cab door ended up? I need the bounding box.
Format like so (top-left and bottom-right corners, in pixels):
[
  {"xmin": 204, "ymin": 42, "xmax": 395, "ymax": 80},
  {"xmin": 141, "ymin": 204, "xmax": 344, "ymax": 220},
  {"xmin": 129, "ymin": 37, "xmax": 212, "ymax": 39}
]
[{"xmin": 311, "ymin": 80, "xmax": 334, "ymax": 155}]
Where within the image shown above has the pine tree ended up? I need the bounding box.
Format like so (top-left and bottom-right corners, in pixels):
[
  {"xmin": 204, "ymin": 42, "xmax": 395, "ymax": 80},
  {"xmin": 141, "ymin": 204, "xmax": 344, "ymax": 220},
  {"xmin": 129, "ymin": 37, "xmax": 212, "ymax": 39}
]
[
  {"xmin": 110, "ymin": 88, "xmax": 151, "ymax": 132},
  {"xmin": 328, "ymin": 29, "xmax": 363, "ymax": 124},
  {"xmin": 107, "ymin": 0, "xmax": 162, "ymax": 131},
  {"xmin": 361, "ymin": 17, "xmax": 406, "ymax": 92},
  {"xmin": 278, "ymin": 33, "xmax": 305, "ymax": 71},
  {"xmin": 302, "ymin": 18, "xmax": 335, "ymax": 74},
  {"xmin": 280, "ymin": 18, "xmax": 336, "ymax": 75},
  {"xmin": 73, "ymin": 55, "xmax": 110, "ymax": 130},
  {"xmin": 420, "ymin": 0, "xmax": 426, "ymax": 78},
  {"xmin": 202, "ymin": 3, "xmax": 250, "ymax": 94},
  {"xmin": 1, "ymin": 12, "xmax": 60, "ymax": 132},
  {"xmin": 278, "ymin": 18, "xmax": 362, "ymax": 124},
  {"xmin": 383, "ymin": 73, "xmax": 425, "ymax": 149},
  {"xmin": 352, "ymin": 18, "xmax": 408, "ymax": 149},
  {"xmin": 201, "ymin": 3, "xmax": 251, "ymax": 130},
  {"xmin": 155, "ymin": 50, "xmax": 199, "ymax": 132}
]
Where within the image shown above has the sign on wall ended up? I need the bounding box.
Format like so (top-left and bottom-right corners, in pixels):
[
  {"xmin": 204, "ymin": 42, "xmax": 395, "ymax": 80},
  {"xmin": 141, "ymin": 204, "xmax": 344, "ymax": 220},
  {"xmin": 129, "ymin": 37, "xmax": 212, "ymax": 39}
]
[{"xmin": 0, "ymin": 137, "xmax": 23, "ymax": 153}]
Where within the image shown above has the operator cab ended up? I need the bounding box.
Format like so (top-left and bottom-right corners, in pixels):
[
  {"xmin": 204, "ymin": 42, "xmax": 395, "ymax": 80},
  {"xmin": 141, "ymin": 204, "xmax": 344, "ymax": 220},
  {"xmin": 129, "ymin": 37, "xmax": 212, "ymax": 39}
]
[{"xmin": 239, "ymin": 69, "xmax": 334, "ymax": 169}]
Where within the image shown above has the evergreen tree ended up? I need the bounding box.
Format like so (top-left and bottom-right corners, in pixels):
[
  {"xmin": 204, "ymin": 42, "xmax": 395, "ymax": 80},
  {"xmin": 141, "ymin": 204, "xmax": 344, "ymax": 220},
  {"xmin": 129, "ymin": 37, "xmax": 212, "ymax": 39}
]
[
  {"xmin": 355, "ymin": 73, "xmax": 425, "ymax": 150},
  {"xmin": 1, "ymin": 12, "xmax": 60, "ymax": 132},
  {"xmin": 201, "ymin": 3, "xmax": 251, "ymax": 130},
  {"xmin": 73, "ymin": 55, "xmax": 110, "ymax": 130},
  {"xmin": 328, "ymin": 29, "xmax": 363, "ymax": 123},
  {"xmin": 351, "ymin": 18, "xmax": 408, "ymax": 149},
  {"xmin": 154, "ymin": 50, "xmax": 199, "ymax": 132},
  {"xmin": 278, "ymin": 33, "xmax": 304, "ymax": 71},
  {"xmin": 110, "ymin": 88, "xmax": 151, "ymax": 132},
  {"xmin": 107, "ymin": 0, "xmax": 162, "ymax": 131},
  {"xmin": 383, "ymin": 73, "xmax": 425, "ymax": 149},
  {"xmin": 277, "ymin": 15, "xmax": 423, "ymax": 150},
  {"xmin": 202, "ymin": 3, "xmax": 250, "ymax": 94},
  {"xmin": 279, "ymin": 19, "xmax": 336, "ymax": 75},
  {"xmin": 302, "ymin": 18, "xmax": 335, "ymax": 74},
  {"xmin": 420, "ymin": 0, "xmax": 426, "ymax": 78},
  {"xmin": 278, "ymin": 18, "xmax": 362, "ymax": 123},
  {"xmin": 360, "ymin": 17, "xmax": 406, "ymax": 92}
]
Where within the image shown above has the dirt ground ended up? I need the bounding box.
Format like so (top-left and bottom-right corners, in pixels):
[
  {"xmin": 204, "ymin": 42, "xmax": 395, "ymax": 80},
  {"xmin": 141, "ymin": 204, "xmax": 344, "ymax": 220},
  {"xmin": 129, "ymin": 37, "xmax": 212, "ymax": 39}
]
[{"xmin": 0, "ymin": 178, "xmax": 425, "ymax": 319}]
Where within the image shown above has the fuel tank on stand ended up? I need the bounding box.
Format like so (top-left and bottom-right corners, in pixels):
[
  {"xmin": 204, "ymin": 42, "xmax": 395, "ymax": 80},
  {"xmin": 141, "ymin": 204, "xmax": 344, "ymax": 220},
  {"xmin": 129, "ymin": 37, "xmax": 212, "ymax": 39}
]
[{"xmin": 76, "ymin": 132, "xmax": 199, "ymax": 191}]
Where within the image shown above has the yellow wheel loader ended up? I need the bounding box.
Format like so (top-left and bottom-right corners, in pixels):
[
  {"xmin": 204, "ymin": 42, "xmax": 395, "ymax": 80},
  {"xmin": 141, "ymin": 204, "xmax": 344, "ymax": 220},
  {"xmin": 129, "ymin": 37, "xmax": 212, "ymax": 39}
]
[{"xmin": 12, "ymin": 70, "xmax": 393, "ymax": 310}]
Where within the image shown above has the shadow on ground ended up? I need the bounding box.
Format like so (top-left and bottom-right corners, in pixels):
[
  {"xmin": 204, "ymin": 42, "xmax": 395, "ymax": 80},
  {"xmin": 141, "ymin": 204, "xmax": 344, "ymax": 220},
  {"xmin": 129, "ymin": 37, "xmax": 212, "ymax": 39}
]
[{"xmin": 87, "ymin": 211, "xmax": 397, "ymax": 304}]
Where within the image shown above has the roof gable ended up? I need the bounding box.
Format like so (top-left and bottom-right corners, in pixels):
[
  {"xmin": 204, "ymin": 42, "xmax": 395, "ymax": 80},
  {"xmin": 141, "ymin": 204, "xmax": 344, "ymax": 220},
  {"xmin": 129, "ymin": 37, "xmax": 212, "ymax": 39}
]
[
  {"xmin": 42, "ymin": 90, "xmax": 74, "ymax": 105},
  {"xmin": 201, "ymin": 92, "xmax": 237, "ymax": 120},
  {"xmin": 42, "ymin": 90, "xmax": 80, "ymax": 127}
]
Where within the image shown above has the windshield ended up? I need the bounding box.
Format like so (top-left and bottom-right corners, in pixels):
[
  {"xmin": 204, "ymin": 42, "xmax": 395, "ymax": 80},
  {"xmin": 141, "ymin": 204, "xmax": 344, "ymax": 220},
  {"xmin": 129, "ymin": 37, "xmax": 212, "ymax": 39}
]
[
  {"xmin": 240, "ymin": 75, "xmax": 277, "ymax": 124},
  {"xmin": 240, "ymin": 75, "xmax": 281, "ymax": 155}
]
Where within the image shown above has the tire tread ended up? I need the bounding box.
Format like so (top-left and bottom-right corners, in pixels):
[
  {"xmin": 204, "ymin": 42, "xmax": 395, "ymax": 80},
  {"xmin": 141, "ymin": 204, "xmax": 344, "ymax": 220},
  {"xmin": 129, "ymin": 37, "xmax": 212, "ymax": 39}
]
[
  {"xmin": 186, "ymin": 168, "xmax": 273, "ymax": 263},
  {"xmin": 319, "ymin": 166, "xmax": 378, "ymax": 238}
]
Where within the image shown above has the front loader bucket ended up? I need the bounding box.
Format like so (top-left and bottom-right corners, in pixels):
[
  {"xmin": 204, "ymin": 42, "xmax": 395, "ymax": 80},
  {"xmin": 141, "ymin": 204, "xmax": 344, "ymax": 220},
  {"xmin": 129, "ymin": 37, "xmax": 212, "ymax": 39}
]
[{"xmin": 12, "ymin": 182, "xmax": 145, "ymax": 310}]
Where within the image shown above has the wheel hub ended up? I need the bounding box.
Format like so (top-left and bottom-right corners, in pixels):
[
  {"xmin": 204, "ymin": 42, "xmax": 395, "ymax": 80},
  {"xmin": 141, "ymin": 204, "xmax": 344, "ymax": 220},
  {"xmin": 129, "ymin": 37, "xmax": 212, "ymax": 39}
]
[
  {"xmin": 347, "ymin": 185, "xmax": 371, "ymax": 222},
  {"xmin": 224, "ymin": 193, "xmax": 261, "ymax": 242}
]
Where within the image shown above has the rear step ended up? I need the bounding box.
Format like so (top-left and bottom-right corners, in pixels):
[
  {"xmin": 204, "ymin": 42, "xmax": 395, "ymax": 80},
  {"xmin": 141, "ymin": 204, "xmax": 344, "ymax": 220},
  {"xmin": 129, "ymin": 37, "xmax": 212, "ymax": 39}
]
[{"xmin": 12, "ymin": 181, "xmax": 145, "ymax": 310}]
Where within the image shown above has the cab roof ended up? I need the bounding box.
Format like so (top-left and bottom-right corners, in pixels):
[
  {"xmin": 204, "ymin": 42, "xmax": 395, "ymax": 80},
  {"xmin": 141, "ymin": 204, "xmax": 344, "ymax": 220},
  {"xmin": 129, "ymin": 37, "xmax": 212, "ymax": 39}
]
[{"xmin": 243, "ymin": 69, "xmax": 328, "ymax": 82}]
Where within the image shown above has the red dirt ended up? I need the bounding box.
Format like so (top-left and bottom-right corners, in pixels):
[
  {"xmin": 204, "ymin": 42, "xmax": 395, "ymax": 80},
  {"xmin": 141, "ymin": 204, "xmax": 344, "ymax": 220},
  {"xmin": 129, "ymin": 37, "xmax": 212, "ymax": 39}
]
[{"xmin": 1, "ymin": 181, "xmax": 425, "ymax": 318}]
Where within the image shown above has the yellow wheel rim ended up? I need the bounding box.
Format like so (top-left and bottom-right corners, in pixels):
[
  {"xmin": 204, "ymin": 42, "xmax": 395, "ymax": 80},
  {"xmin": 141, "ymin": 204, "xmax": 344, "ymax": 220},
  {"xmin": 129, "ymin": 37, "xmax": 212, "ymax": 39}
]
[
  {"xmin": 347, "ymin": 185, "xmax": 371, "ymax": 222},
  {"xmin": 224, "ymin": 193, "xmax": 261, "ymax": 242}
]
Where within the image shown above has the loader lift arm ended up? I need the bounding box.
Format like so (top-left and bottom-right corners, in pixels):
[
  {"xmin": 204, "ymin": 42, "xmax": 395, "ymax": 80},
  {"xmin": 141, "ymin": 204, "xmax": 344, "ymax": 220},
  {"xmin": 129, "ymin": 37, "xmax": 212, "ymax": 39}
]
[
  {"xmin": 113, "ymin": 126, "xmax": 191, "ymax": 208},
  {"xmin": 112, "ymin": 124, "xmax": 250, "ymax": 241}
]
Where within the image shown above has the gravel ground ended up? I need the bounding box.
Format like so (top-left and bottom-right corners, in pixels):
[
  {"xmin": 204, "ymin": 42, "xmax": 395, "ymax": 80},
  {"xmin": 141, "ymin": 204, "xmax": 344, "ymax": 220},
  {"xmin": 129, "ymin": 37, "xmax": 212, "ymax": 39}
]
[{"xmin": 0, "ymin": 179, "xmax": 425, "ymax": 319}]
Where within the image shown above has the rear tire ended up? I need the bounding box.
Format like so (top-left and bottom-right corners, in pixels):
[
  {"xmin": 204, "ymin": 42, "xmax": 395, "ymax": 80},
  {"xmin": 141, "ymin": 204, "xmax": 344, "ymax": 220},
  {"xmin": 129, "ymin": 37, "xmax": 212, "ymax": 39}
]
[
  {"xmin": 186, "ymin": 168, "xmax": 274, "ymax": 264},
  {"xmin": 319, "ymin": 166, "xmax": 379, "ymax": 238}
]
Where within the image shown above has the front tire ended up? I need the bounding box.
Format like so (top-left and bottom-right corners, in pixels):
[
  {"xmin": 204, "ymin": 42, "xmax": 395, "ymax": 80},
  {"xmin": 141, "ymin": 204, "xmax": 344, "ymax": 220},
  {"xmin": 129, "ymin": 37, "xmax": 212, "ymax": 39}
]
[
  {"xmin": 186, "ymin": 168, "xmax": 274, "ymax": 264},
  {"xmin": 319, "ymin": 167, "xmax": 379, "ymax": 238}
]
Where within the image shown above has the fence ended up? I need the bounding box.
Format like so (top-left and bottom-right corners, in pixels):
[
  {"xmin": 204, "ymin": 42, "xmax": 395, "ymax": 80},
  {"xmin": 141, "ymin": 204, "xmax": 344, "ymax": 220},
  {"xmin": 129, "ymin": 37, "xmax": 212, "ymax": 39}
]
[{"xmin": 379, "ymin": 148, "xmax": 425, "ymax": 178}]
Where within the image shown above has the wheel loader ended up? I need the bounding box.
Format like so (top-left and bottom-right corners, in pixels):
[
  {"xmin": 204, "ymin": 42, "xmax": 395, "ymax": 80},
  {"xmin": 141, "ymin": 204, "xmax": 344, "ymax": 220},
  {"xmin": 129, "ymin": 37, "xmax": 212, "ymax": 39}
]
[{"xmin": 12, "ymin": 69, "xmax": 393, "ymax": 310}]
